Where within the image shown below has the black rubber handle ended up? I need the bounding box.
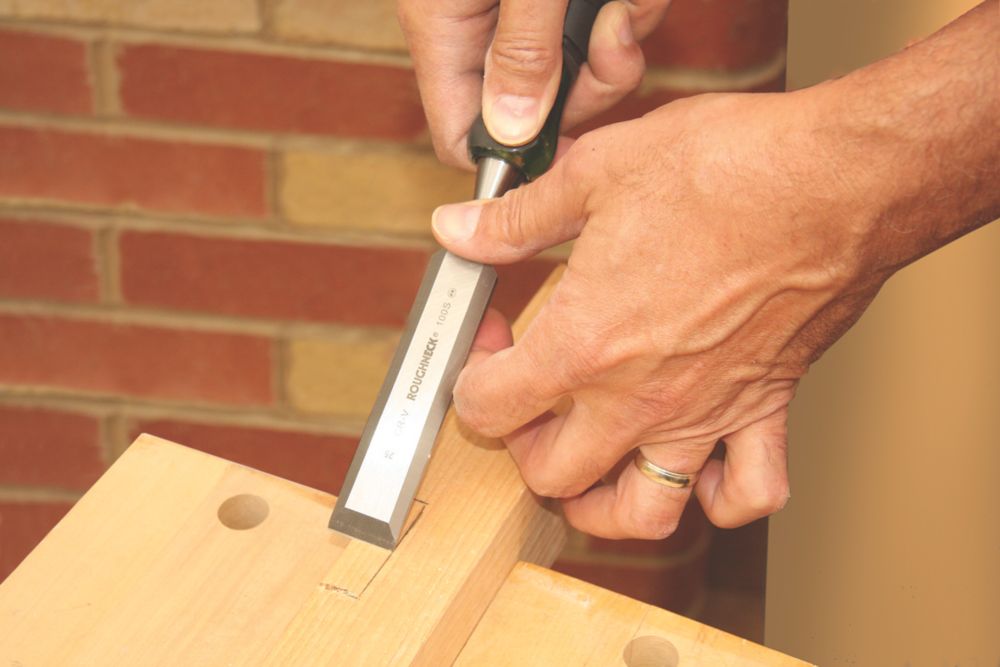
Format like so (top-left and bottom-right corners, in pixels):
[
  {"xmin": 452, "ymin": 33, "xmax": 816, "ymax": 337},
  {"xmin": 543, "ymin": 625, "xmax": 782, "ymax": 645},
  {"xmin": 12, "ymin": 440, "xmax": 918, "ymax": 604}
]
[{"xmin": 467, "ymin": 0, "xmax": 608, "ymax": 181}]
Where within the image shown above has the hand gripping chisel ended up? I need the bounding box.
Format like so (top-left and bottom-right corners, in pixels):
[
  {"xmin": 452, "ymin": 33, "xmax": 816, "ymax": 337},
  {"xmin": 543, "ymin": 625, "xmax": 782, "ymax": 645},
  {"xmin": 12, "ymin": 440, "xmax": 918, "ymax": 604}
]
[{"xmin": 330, "ymin": 0, "xmax": 608, "ymax": 549}]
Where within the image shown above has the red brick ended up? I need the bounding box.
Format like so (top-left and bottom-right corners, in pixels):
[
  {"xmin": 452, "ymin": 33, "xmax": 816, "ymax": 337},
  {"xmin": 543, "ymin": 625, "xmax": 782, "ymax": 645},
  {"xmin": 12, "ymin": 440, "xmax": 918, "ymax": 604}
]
[
  {"xmin": 0, "ymin": 219, "xmax": 99, "ymax": 303},
  {"xmin": 0, "ymin": 30, "xmax": 92, "ymax": 115},
  {"xmin": 585, "ymin": 502, "xmax": 710, "ymax": 557},
  {"xmin": 0, "ymin": 405, "xmax": 105, "ymax": 490},
  {"xmin": 0, "ymin": 314, "xmax": 273, "ymax": 406},
  {"xmin": 120, "ymin": 232, "xmax": 566, "ymax": 327},
  {"xmin": 0, "ymin": 126, "xmax": 267, "ymax": 218},
  {"xmin": 118, "ymin": 44, "xmax": 426, "ymax": 141},
  {"xmin": 554, "ymin": 552, "xmax": 708, "ymax": 613},
  {"xmin": 119, "ymin": 230, "xmax": 430, "ymax": 327},
  {"xmin": 643, "ymin": 0, "xmax": 788, "ymax": 70},
  {"xmin": 0, "ymin": 501, "xmax": 74, "ymax": 581},
  {"xmin": 128, "ymin": 419, "xmax": 357, "ymax": 495}
]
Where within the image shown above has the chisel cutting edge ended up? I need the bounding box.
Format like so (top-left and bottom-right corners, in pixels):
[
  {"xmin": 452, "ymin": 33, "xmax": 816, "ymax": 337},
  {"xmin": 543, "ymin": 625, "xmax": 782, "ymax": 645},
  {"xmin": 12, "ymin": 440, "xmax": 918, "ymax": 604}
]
[{"xmin": 329, "ymin": 0, "xmax": 607, "ymax": 549}]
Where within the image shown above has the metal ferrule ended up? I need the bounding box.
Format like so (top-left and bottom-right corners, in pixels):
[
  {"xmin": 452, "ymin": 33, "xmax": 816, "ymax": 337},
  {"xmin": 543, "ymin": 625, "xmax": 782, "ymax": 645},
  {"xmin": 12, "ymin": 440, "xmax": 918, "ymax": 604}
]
[{"xmin": 474, "ymin": 156, "xmax": 523, "ymax": 200}]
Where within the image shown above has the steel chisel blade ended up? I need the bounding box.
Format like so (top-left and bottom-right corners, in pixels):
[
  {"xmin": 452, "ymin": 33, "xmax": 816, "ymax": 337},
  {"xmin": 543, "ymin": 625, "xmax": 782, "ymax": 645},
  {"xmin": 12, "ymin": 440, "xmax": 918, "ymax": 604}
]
[{"xmin": 329, "ymin": 249, "xmax": 496, "ymax": 548}]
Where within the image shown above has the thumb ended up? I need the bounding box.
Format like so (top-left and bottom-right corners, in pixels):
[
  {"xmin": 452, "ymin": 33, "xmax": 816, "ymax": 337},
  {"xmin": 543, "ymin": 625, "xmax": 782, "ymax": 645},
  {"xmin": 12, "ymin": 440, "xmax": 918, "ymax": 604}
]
[
  {"xmin": 483, "ymin": 0, "xmax": 569, "ymax": 145},
  {"xmin": 432, "ymin": 142, "xmax": 591, "ymax": 264}
]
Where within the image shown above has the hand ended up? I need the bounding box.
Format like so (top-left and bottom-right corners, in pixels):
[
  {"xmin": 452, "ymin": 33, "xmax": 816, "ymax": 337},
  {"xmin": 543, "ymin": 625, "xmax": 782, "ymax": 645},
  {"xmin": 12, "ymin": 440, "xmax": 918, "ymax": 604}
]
[
  {"xmin": 397, "ymin": 0, "xmax": 671, "ymax": 169},
  {"xmin": 431, "ymin": 89, "xmax": 890, "ymax": 539},
  {"xmin": 430, "ymin": 1, "xmax": 1000, "ymax": 539}
]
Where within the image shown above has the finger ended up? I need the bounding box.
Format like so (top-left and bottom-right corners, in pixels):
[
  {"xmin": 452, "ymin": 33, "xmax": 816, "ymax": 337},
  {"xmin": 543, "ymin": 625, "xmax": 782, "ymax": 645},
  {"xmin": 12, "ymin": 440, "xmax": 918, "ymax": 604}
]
[
  {"xmin": 456, "ymin": 308, "xmax": 514, "ymax": 436},
  {"xmin": 562, "ymin": 1, "xmax": 645, "ymax": 131},
  {"xmin": 503, "ymin": 398, "xmax": 642, "ymax": 498},
  {"xmin": 623, "ymin": 0, "xmax": 673, "ymax": 39},
  {"xmin": 465, "ymin": 307, "xmax": 514, "ymax": 367},
  {"xmin": 399, "ymin": 0, "xmax": 498, "ymax": 169},
  {"xmin": 482, "ymin": 0, "xmax": 569, "ymax": 145},
  {"xmin": 431, "ymin": 136, "xmax": 597, "ymax": 263},
  {"xmin": 695, "ymin": 410, "xmax": 791, "ymax": 529},
  {"xmin": 453, "ymin": 277, "xmax": 584, "ymax": 437},
  {"xmin": 562, "ymin": 441, "xmax": 711, "ymax": 539}
]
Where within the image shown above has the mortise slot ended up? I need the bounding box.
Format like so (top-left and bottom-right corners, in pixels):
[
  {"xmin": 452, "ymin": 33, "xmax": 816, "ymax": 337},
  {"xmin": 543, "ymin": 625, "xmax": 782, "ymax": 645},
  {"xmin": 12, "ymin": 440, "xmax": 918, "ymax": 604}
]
[{"xmin": 319, "ymin": 499, "xmax": 427, "ymax": 599}]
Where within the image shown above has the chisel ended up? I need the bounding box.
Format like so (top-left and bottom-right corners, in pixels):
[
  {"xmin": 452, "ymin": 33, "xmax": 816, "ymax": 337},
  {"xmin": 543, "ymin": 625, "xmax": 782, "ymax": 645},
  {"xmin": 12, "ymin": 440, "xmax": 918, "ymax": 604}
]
[{"xmin": 330, "ymin": 0, "xmax": 608, "ymax": 549}]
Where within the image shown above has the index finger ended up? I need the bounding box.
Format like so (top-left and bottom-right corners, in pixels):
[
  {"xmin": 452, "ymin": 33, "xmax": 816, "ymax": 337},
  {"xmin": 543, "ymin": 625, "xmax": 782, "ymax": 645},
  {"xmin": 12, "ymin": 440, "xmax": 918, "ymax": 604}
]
[{"xmin": 454, "ymin": 280, "xmax": 586, "ymax": 438}]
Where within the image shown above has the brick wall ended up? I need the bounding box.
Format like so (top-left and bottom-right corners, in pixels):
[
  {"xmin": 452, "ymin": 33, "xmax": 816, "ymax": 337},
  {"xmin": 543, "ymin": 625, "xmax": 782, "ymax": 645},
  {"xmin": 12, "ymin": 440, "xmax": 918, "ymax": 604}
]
[{"xmin": 0, "ymin": 0, "xmax": 787, "ymax": 617}]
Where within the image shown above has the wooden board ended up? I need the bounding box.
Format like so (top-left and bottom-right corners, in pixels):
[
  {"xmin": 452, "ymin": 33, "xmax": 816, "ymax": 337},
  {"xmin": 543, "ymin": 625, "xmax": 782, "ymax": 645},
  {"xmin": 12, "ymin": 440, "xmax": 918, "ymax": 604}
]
[
  {"xmin": 0, "ymin": 270, "xmax": 568, "ymax": 666},
  {"xmin": 457, "ymin": 563, "xmax": 812, "ymax": 667},
  {"xmin": 0, "ymin": 431, "xmax": 565, "ymax": 665}
]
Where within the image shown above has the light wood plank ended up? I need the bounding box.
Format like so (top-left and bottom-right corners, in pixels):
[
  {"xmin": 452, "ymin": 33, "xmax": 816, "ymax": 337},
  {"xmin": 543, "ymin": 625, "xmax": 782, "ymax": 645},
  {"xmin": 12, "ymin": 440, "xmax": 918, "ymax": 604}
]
[
  {"xmin": 457, "ymin": 563, "xmax": 813, "ymax": 667},
  {"xmin": 0, "ymin": 436, "xmax": 355, "ymax": 665}
]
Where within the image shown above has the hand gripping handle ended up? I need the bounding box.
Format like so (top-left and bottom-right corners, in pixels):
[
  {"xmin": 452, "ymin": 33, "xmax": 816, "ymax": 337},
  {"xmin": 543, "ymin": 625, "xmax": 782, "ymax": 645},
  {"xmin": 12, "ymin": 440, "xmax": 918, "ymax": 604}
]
[{"xmin": 467, "ymin": 0, "xmax": 609, "ymax": 181}]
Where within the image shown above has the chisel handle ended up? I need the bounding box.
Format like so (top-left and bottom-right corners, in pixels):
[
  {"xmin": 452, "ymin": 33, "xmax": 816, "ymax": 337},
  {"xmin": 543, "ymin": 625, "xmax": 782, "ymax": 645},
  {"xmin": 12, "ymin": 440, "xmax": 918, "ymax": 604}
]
[{"xmin": 467, "ymin": 0, "xmax": 609, "ymax": 181}]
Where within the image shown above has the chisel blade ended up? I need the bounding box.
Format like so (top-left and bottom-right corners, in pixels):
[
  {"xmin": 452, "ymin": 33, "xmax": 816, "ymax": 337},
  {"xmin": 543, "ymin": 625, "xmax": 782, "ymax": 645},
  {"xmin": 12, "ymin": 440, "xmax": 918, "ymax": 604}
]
[{"xmin": 329, "ymin": 249, "xmax": 496, "ymax": 548}]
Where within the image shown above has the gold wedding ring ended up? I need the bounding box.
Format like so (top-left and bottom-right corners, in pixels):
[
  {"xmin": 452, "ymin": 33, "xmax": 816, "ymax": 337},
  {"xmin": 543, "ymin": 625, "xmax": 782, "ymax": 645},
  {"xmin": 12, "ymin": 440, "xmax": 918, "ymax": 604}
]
[{"xmin": 634, "ymin": 450, "xmax": 694, "ymax": 489}]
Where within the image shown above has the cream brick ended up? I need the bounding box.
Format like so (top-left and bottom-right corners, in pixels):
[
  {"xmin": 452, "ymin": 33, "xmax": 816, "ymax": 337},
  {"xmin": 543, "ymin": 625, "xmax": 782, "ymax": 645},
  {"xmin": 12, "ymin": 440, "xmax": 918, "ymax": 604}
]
[
  {"xmin": 281, "ymin": 147, "xmax": 472, "ymax": 237},
  {"xmin": 271, "ymin": 0, "xmax": 406, "ymax": 52},
  {"xmin": 286, "ymin": 333, "xmax": 399, "ymax": 418},
  {"xmin": 0, "ymin": 0, "xmax": 260, "ymax": 33}
]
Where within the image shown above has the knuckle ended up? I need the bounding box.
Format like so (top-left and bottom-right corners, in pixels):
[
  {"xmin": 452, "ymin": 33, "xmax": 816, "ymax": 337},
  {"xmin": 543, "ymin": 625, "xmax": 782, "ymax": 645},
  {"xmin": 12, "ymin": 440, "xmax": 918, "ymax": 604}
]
[
  {"xmin": 746, "ymin": 479, "xmax": 791, "ymax": 516},
  {"xmin": 555, "ymin": 353, "xmax": 600, "ymax": 392},
  {"xmin": 561, "ymin": 131, "xmax": 608, "ymax": 187},
  {"xmin": 629, "ymin": 517, "xmax": 679, "ymax": 540},
  {"xmin": 560, "ymin": 325, "xmax": 621, "ymax": 383},
  {"xmin": 566, "ymin": 131, "xmax": 600, "ymax": 162},
  {"xmin": 522, "ymin": 470, "xmax": 570, "ymax": 499},
  {"xmin": 432, "ymin": 140, "xmax": 466, "ymax": 170},
  {"xmin": 458, "ymin": 408, "xmax": 504, "ymax": 438},
  {"xmin": 490, "ymin": 34, "xmax": 558, "ymax": 81},
  {"xmin": 494, "ymin": 188, "xmax": 532, "ymax": 247},
  {"xmin": 552, "ymin": 464, "xmax": 602, "ymax": 498},
  {"xmin": 453, "ymin": 378, "xmax": 501, "ymax": 437},
  {"xmin": 521, "ymin": 454, "xmax": 591, "ymax": 499},
  {"xmin": 622, "ymin": 501, "xmax": 680, "ymax": 540}
]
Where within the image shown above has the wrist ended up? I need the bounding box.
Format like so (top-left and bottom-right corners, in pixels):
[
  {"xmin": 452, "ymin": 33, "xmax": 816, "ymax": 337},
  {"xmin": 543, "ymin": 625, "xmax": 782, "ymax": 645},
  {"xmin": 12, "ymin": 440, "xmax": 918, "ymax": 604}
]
[
  {"xmin": 800, "ymin": 3, "xmax": 1000, "ymax": 279},
  {"xmin": 800, "ymin": 77, "xmax": 919, "ymax": 280}
]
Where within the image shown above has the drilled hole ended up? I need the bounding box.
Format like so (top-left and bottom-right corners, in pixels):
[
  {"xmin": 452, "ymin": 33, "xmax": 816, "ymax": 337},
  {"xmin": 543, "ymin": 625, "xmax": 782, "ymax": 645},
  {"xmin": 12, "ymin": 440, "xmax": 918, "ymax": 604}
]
[
  {"xmin": 217, "ymin": 494, "xmax": 269, "ymax": 530},
  {"xmin": 622, "ymin": 636, "xmax": 679, "ymax": 667}
]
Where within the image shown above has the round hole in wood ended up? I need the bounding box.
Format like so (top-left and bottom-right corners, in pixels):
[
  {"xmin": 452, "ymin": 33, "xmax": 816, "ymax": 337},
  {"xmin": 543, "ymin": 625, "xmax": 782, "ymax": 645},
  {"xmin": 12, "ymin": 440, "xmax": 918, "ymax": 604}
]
[
  {"xmin": 622, "ymin": 635, "xmax": 679, "ymax": 667},
  {"xmin": 217, "ymin": 494, "xmax": 269, "ymax": 530}
]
